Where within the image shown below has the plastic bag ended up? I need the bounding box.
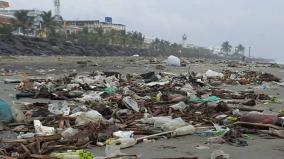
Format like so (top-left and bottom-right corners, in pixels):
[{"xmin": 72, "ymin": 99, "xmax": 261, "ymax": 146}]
[
  {"xmin": 122, "ymin": 96, "xmax": 139, "ymax": 112},
  {"xmin": 167, "ymin": 55, "xmax": 181, "ymax": 66},
  {"xmin": 61, "ymin": 128, "xmax": 79, "ymax": 139},
  {"xmin": 162, "ymin": 117, "xmax": 188, "ymax": 131},
  {"xmin": 140, "ymin": 115, "xmax": 172, "ymax": 124},
  {"xmin": 48, "ymin": 101, "xmax": 70, "ymax": 116},
  {"xmin": 205, "ymin": 70, "xmax": 224, "ymax": 78},
  {"xmin": 77, "ymin": 91, "xmax": 104, "ymax": 102},
  {"xmin": 153, "ymin": 116, "xmax": 173, "ymax": 128},
  {"xmin": 191, "ymin": 96, "xmax": 220, "ymax": 103},
  {"xmin": 105, "ymin": 139, "xmax": 121, "ymax": 157},
  {"xmin": 0, "ymin": 99, "xmax": 12, "ymax": 123},
  {"xmin": 75, "ymin": 110, "xmax": 104, "ymax": 126},
  {"xmin": 170, "ymin": 101, "xmax": 188, "ymax": 111},
  {"xmin": 113, "ymin": 131, "xmax": 134, "ymax": 138},
  {"xmin": 11, "ymin": 102, "xmax": 26, "ymax": 122}
]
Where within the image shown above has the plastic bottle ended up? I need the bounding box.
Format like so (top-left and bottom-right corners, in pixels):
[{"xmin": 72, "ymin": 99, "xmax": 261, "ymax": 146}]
[{"xmin": 172, "ymin": 125, "xmax": 195, "ymax": 137}]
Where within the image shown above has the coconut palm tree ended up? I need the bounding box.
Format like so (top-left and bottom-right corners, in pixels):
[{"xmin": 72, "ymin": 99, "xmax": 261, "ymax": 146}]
[
  {"xmin": 235, "ymin": 44, "xmax": 245, "ymax": 55},
  {"xmin": 221, "ymin": 41, "xmax": 232, "ymax": 56},
  {"xmin": 40, "ymin": 11, "xmax": 59, "ymax": 37},
  {"xmin": 14, "ymin": 10, "xmax": 34, "ymax": 35}
]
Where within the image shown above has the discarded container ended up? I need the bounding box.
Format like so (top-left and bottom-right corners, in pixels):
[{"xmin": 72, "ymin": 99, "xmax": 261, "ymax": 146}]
[
  {"xmin": 172, "ymin": 125, "xmax": 195, "ymax": 136},
  {"xmin": 34, "ymin": 120, "xmax": 55, "ymax": 136},
  {"xmin": 162, "ymin": 117, "xmax": 188, "ymax": 131},
  {"xmin": 166, "ymin": 55, "xmax": 181, "ymax": 66},
  {"xmin": 240, "ymin": 112, "xmax": 278, "ymax": 125},
  {"xmin": 122, "ymin": 96, "xmax": 139, "ymax": 112},
  {"xmin": 0, "ymin": 99, "xmax": 12, "ymax": 123}
]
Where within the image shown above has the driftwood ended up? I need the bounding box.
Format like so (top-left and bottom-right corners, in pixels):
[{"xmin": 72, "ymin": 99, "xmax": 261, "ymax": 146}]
[
  {"xmin": 228, "ymin": 105, "xmax": 264, "ymax": 112},
  {"xmin": 234, "ymin": 122, "xmax": 284, "ymax": 130},
  {"xmin": 1, "ymin": 135, "xmax": 61, "ymax": 144},
  {"xmin": 0, "ymin": 155, "xmax": 16, "ymax": 159},
  {"xmin": 258, "ymin": 128, "xmax": 284, "ymax": 138}
]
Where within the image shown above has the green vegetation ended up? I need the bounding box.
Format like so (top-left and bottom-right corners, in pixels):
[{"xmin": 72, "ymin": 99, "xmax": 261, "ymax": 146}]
[
  {"xmin": 1, "ymin": 10, "xmax": 247, "ymax": 58},
  {"xmin": 14, "ymin": 10, "xmax": 34, "ymax": 35},
  {"xmin": 0, "ymin": 24, "xmax": 17, "ymax": 35},
  {"xmin": 40, "ymin": 11, "xmax": 60, "ymax": 37},
  {"xmin": 221, "ymin": 41, "xmax": 232, "ymax": 56},
  {"xmin": 235, "ymin": 44, "xmax": 245, "ymax": 55}
]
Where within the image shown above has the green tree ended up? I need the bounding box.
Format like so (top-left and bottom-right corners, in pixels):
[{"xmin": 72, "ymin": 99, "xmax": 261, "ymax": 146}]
[
  {"xmin": 41, "ymin": 11, "xmax": 60, "ymax": 37},
  {"xmin": 235, "ymin": 44, "xmax": 245, "ymax": 55},
  {"xmin": 0, "ymin": 24, "xmax": 17, "ymax": 35},
  {"xmin": 14, "ymin": 10, "xmax": 34, "ymax": 35},
  {"xmin": 221, "ymin": 41, "xmax": 232, "ymax": 56}
]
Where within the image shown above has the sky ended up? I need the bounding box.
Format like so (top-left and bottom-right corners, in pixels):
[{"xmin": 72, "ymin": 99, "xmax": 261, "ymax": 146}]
[{"xmin": 8, "ymin": 0, "xmax": 284, "ymax": 61}]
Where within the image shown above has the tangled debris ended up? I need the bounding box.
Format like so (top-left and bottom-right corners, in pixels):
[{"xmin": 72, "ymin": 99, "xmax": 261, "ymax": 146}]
[{"xmin": 0, "ymin": 68, "xmax": 284, "ymax": 159}]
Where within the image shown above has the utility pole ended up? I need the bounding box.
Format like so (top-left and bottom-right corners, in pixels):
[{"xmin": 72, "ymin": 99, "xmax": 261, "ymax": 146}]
[{"xmin": 248, "ymin": 47, "xmax": 251, "ymax": 57}]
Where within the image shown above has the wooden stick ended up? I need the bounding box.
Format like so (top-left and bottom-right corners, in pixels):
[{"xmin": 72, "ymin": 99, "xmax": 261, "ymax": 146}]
[
  {"xmin": 136, "ymin": 131, "xmax": 173, "ymax": 141},
  {"xmin": 234, "ymin": 122, "xmax": 284, "ymax": 130},
  {"xmin": 1, "ymin": 135, "xmax": 61, "ymax": 143}
]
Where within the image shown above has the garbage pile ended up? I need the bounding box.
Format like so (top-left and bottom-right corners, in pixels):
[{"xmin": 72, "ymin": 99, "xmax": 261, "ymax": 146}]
[
  {"xmin": 222, "ymin": 70, "xmax": 281, "ymax": 85},
  {"xmin": 1, "ymin": 69, "xmax": 284, "ymax": 159}
]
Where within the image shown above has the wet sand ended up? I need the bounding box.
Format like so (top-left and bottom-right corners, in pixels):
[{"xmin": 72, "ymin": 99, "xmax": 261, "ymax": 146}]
[{"xmin": 0, "ymin": 56, "xmax": 284, "ymax": 159}]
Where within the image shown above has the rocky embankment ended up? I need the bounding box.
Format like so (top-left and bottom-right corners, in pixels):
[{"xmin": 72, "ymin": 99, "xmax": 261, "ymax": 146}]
[{"xmin": 0, "ymin": 35, "xmax": 154, "ymax": 56}]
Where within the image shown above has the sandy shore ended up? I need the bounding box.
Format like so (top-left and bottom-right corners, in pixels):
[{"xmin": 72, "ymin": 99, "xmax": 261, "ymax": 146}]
[{"xmin": 0, "ymin": 56, "xmax": 284, "ymax": 159}]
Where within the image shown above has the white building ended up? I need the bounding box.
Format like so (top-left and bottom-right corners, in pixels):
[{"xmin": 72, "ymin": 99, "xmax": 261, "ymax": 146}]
[
  {"xmin": 0, "ymin": 9, "xmax": 44, "ymax": 36},
  {"xmin": 64, "ymin": 19, "xmax": 126, "ymax": 35},
  {"xmin": 208, "ymin": 46, "xmax": 222, "ymax": 55}
]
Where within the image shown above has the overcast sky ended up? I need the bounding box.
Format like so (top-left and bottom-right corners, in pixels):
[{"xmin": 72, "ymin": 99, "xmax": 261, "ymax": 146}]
[{"xmin": 9, "ymin": 0, "xmax": 284, "ymax": 61}]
